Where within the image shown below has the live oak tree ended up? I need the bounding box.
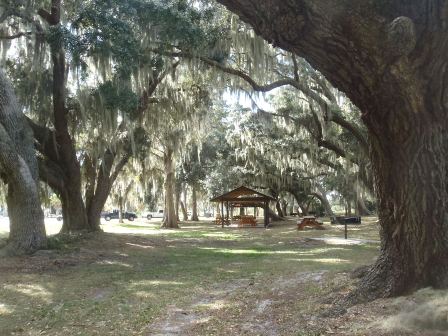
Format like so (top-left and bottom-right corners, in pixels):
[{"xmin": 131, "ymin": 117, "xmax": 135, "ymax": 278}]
[
  {"xmin": 270, "ymin": 88, "xmax": 374, "ymax": 215},
  {"xmin": 226, "ymin": 108, "xmax": 337, "ymax": 216},
  {"xmin": 0, "ymin": 70, "xmax": 46, "ymax": 255},
  {"xmin": 1, "ymin": 0, "xmax": 148, "ymax": 232},
  {"xmin": 142, "ymin": 72, "xmax": 212, "ymax": 228},
  {"xmin": 166, "ymin": 14, "xmax": 374, "ymax": 200},
  {"xmin": 179, "ymin": 143, "xmax": 218, "ymax": 221},
  {"xmin": 70, "ymin": 0, "xmax": 220, "ymax": 229},
  {"xmin": 1, "ymin": 0, "xmax": 221, "ymax": 232},
  {"xmin": 216, "ymin": 0, "xmax": 448, "ymax": 299}
]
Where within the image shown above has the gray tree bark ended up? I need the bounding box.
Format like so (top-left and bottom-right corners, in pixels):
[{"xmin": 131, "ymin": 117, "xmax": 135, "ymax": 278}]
[
  {"xmin": 181, "ymin": 187, "xmax": 188, "ymax": 221},
  {"xmin": 281, "ymin": 199, "xmax": 288, "ymax": 218},
  {"xmin": 0, "ymin": 70, "xmax": 47, "ymax": 255},
  {"xmin": 161, "ymin": 148, "xmax": 179, "ymax": 228},
  {"xmin": 191, "ymin": 183, "xmax": 199, "ymax": 221},
  {"xmin": 175, "ymin": 183, "xmax": 180, "ymax": 221},
  {"xmin": 84, "ymin": 151, "xmax": 130, "ymax": 230},
  {"xmin": 313, "ymin": 185, "xmax": 335, "ymax": 217},
  {"xmin": 355, "ymin": 181, "xmax": 372, "ymax": 216}
]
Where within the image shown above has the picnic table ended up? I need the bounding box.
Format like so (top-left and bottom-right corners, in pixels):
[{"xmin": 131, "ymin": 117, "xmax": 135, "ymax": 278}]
[
  {"xmin": 297, "ymin": 216, "xmax": 325, "ymax": 230},
  {"xmin": 214, "ymin": 214, "xmax": 230, "ymax": 226},
  {"xmin": 238, "ymin": 215, "xmax": 257, "ymax": 227}
]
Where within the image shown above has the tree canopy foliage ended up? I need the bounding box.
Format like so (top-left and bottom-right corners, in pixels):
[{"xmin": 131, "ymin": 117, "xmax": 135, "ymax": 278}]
[{"xmin": 0, "ymin": 0, "xmax": 375, "ymax": 234}]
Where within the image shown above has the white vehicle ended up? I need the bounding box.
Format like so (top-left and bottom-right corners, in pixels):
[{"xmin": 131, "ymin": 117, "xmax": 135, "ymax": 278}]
[{"xmin": 144, "ymin": 209, "xmax": 164, "ymax": 220}]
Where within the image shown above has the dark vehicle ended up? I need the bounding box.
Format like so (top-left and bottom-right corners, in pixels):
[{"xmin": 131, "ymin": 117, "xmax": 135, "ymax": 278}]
[
  {"xmin": 330, "ymin": 216, "xmax": 361, "ymax": 225},
  {"xmin": 104, "ymin": 210, "xmax": 137, "ymax": 221}
]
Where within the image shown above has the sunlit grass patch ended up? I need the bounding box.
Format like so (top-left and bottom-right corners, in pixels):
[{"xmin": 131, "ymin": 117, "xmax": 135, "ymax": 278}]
[
  {"xmin": 0, "ymin": 218, "xmax": 382, "ymax": 335},
  {"xmin": 0, "ymin": 303, "xmax": 13, "ymax": 315},
  {"xmin": 199, "ymin": 247, "xmax": 302, "ymax": 255},
  {"xmin": 3, "ymin": 283, "xmax": 53, "ymax": 304}
]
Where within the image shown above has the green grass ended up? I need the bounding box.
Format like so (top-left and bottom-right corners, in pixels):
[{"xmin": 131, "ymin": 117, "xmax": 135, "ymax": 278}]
[{"xmin": 0, "ymin": 218, "xmax": 380, "ymax": 335}]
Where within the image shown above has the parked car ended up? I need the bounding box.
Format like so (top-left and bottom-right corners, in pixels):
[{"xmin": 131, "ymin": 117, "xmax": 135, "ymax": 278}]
[
  {"xmin": 104, "ymin": 210, "xmax": 137, "ymax": 221},
  {"xmin": 144, "ymin": 209, "xmax": 164, "ymax": 220}
]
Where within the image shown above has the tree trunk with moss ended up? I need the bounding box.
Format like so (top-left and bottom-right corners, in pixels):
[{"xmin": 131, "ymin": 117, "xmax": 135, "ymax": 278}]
[
  {"xmin": 191, "ymin": 184, "xmax": 199, "ymax": 221},
  {"xmin": 355, "ymin": 182, "xmax": 372, "ymax": 216},
  {"xmin": 0, "ymin": 70, "xmax": 47, "ymax": 255},
  {"xmin": 162, "ymin": 148, "xmax": 179, "ymax": 228},
  {"xmin": 281, "ymin": 199, "xmax": 288, "ymax": 217},
  {"xmin": 181, "ymin": 187, "xmax": 188, "ymax": 221},
  {"xmin": 312, "ymin": 190, "xmax": 335, "ymax": 218},
  {"xmin": 34, "ymin": 0, "xmax": 90, "ymax": 233},
  {"xmin": 84, "ymin": 151, "xmax": 130, "ymax": 230},
  {"xmin": 175, "ymin": 184, "xmax": 180, "ymax": 221},
  {"xmin": 217, "ymin": 0, "xmax": 448, "ymax": 298},
  {"xmin": 275, "ymin": 200, "xmax": 284, "ymax": 217},
  {"xmin": 118, "ymin": 194, "xmax": 124, "ymax": 223}
]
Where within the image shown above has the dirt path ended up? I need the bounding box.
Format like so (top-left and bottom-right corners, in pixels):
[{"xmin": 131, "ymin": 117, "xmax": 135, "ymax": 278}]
[{"xmin": 147, "ymin": 271, "xmax": 329, "ymax": 335}]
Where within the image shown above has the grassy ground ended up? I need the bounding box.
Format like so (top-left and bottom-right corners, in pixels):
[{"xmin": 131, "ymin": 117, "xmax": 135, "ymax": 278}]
[{"xmin": 0, "ymin": 217, "xmax": 446, "ymax": 335}]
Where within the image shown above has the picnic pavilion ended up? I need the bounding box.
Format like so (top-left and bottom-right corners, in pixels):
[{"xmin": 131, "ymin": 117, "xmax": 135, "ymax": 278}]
[{"xmin": 210, "ymin": 186, "xmax": 276, "ymax": 228}]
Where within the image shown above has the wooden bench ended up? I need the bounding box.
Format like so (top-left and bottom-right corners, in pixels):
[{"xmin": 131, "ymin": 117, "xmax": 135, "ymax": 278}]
[{"xmin": 297, "ymin": 216, "xmax": 325, "ymax": 230}]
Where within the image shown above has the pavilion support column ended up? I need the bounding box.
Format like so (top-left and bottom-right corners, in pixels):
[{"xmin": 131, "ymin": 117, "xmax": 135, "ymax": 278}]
[
  {"xmin": 226, "ymin": 201, "xmax": 229, "ymax": 223},
  {"xmin": 221, "ymin": 201, "xmax": 224, "ymax": 228}
]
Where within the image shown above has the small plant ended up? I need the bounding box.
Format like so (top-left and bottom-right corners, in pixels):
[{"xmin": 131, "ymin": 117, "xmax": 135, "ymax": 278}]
[{"xmin": 46, "ymin": 232, "xmax": 88, "ymax": 250}]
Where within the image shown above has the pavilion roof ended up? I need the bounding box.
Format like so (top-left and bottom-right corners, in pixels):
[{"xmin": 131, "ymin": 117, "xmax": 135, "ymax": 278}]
[{"xmin": 210, "ymin": 186, "xmax": 275, "ymax": 203}]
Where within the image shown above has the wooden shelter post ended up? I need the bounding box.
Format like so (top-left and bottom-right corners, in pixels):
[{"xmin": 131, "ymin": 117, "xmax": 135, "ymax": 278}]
[
  {"xmin": 221, "ymin": 201, "xmax": 224, "ymax": 228},
  {"xmin": 264, "ymin": 201, "xmax": 269, "ymax": 228}
]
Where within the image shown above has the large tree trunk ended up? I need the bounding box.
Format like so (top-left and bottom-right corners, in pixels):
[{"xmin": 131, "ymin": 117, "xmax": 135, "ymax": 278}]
[
  {"xmin": 346, "ymin": 200, "xmax": 352, "ymax": 216},
  {"xmin": 355, "ymin": 182, "xmax": 372, "ymax": 216},
  {"xmin": 289, "ymin": 196, "xmax": 295, "ymax": 215},
  {"xmin": 161, "ymin": 148, "xmax": 179, "ymax": 228},
  {"xmin": 180, "ymin": 201, "xmax": 188, "ymax": 221},
  {"xmin": 291, "ymin": 190, "xmax": 309, "ymax": 216},
  {"xmin": 118, "ymin": 194, "xmax": 124, "ymax": 224},
  {"xmin": 301, "ymin": 199, "xmax": 312, "ymax": 216},
  {"xmin": 0, "ymin": 71, "xmax": 47, "ymax": 255},
  {"xmin": 217, "ymin": 0, "xmax": 448, "ymax": 298},
  {"xmin": 355, "ymin": 119, "xmax": 448, "ymax": 300},
  {"xmin": 175, "ymin": 184, "xmax": 180, "ymax": 221},
  {"xmin": 312, "ymin": 188, "xmax": 335, "ymax": 218},
  {"xmin": 181, "ymin": 187, "xmax": 188, "ymax": 221},
  {"xmin": 268, "ymin": 208, "xmax": 283, "ymax": 222},
  {"xmin": 60, "ymin": 185, "xmax": 89, "ymax": 232},
  {"xmin": 191, "ymin": 184, "xmax": 199, "ymax": 221},
  {"xmin": 281, "ymin": 199, "xmax": 288, "ymax": 217},
  {"xmin": 275, "ymin": 200, "xmax": 284, "ymax": 217},
  {"xmin": 35, "ymin": 0, "xmax": 90, "ymax": 233},
  {"xmin": 85, "ymin": 151, "xmax": 130, "ymax": 230}
]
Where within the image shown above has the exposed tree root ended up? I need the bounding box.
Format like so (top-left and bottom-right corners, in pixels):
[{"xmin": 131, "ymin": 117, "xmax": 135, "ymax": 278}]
[
  {"xmin": 160, "ymin": 222, "xmax": 180, "ymax": 229},
  {"xmin": 322, "ymin": 258, "xmax": 448, "ymax": 318}
]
